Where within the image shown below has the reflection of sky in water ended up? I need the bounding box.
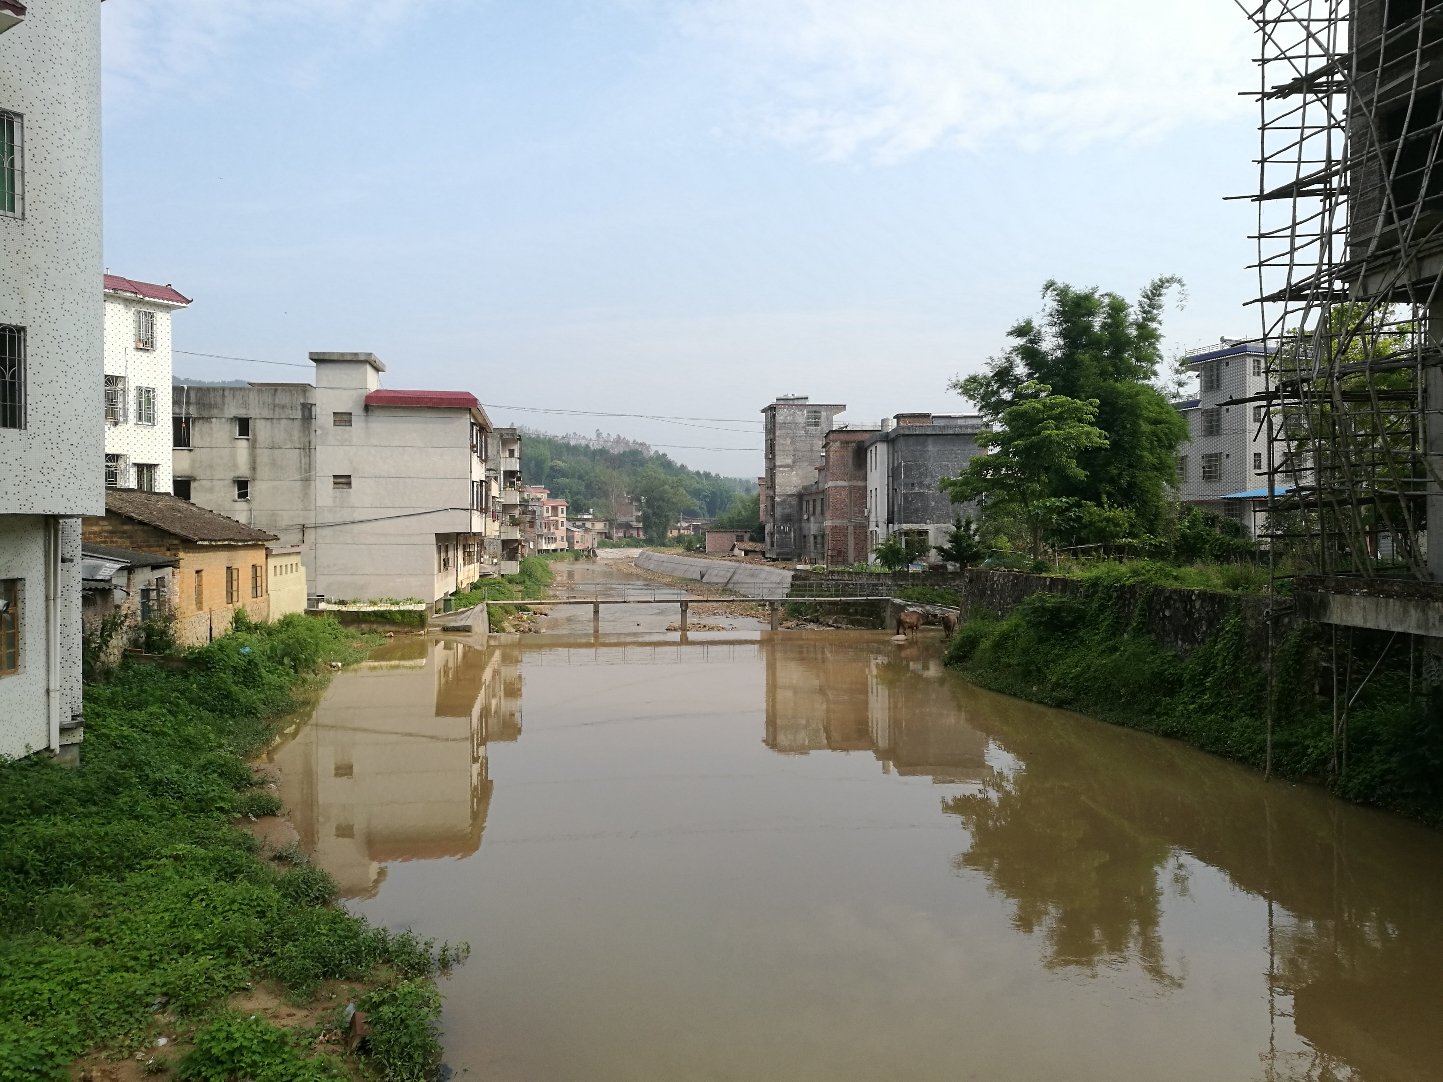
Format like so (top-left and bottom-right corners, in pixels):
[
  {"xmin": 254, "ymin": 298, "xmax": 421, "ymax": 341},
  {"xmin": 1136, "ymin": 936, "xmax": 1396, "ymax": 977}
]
[{"xmin": 273, "ymin": 609, "xmax": 1443, "ymax": 1082}]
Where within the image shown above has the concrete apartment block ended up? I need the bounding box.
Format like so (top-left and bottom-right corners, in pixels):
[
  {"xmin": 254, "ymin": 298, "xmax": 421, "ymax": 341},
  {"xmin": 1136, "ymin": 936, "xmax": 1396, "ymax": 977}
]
[
  {"xmin": 0, "ymin": 1, "xmax": 102, "ymax": 758},
  {"xmin": 174, "ymin": 354, "xmax": 497, "ymax": 606},
  {"xmin": 1176, "ymin": 341, "xmax": 1275, "ymax": 536},
  {"xmin": 762, "ymin": 396, "xmax": 845, "ymax": 561},
  {"xmin": 102, "ymin": 275, "xmax": 191, "ymax": 494},
  {"xmin": 796, "ymin": 427, "xmax": 876, "ymax": 566},
  {"xmin": 865, "ymin": 414, "xmax": 982, "ymax": 557}
]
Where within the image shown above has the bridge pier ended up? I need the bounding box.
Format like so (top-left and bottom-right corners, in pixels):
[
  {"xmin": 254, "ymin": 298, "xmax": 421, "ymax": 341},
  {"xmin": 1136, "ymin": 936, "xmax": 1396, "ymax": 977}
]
[
  {"xmin": 592, "ymin": 601, "xmax": 600, "ymax": 632},
  {"xmin": 769, "ymin": 602, "xmax": 780, "ymax": 631},
  {"xmin": 679, "ymin": 601, "xmax": 689, "ymax": 632}
]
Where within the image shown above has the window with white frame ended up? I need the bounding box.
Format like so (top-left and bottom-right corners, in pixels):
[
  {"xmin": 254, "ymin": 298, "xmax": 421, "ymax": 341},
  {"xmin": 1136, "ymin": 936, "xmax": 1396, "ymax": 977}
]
[
  {"xmin": 0, "ymin": 111, "xmax": 21, "ymax": 219},
  {"xmin": 135, "ymin": 385, "xmax": 156, "ymax": 426},
  {"xmin": 1201, "ymin": 453, "xmax": 1223, "ymax": 482},
  {"xmin": 1252, "ymin": 356, "xmax": 1265, "ymax": 377},
  {"xmin": 1202, "ymin": 408, "xmax": 1222, "ymax": 437},
  {"xmin": 1252, "ymin": 404, "xmax": 1268, "ymax": 423},
  {"xmin": 134, "ymin": 309, "xmax": 156, "ymax": 350},
  {"xmin": 104, "ymin": 454, "xmax": 127, "ymax": 488},
  {"xmin": 0, "ymin": 324, "xmax": 23, "ymax": 429},
  {"xmin": 105, "ymin": 375, "xmax": 127, "ymax": 424},
  {"xmin": 134, "ymin": 463, "xmax": 158, "ymax": 492},
  {"xmin": 1253, "ymin": 452, "xmax": 1264, "ymax": 472},
  {"xmin": 234, "ymin": 416, "xmax": 250, "ymax": 439},
  {"xmin": 234, "ymin": 478, "xmax": 250, "ymax": 501}
]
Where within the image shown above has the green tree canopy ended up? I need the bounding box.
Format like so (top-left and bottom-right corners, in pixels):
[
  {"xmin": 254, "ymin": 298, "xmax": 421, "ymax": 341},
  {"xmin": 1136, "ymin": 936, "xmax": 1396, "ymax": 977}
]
[
  {"xmin": 956, "ymin": 278, "xmax": 1189, "ymax": 542},
  {"xmin": 633, "ymin": 465, "xmax": 690, "ymax": 542},
  {"xmin": 943, "ymin": 383, "xmax": 1109, "ymax": 559}
]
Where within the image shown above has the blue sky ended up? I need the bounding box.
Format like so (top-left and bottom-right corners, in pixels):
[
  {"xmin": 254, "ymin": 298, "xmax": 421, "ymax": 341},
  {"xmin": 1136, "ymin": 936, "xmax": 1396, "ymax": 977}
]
[{"xmin": 102, "ymin": 1, "xmax": 1260, "ymax": 476}]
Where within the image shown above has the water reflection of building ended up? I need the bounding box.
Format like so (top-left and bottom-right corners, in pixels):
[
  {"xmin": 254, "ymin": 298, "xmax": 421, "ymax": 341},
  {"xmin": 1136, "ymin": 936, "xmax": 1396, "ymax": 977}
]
[
  {"xmin": 273, "ymin": 638, "xmax": 521, "ymax": 897},
  {"xmin": 764, "ymin": 636, "xmax": 989, "ymax": 783}
]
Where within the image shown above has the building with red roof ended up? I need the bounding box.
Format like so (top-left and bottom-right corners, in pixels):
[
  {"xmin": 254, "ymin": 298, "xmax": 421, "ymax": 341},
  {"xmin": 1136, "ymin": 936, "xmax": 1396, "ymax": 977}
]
[{"xmin": 174, "ymin": 352, "xmax": 517, "ymax": 606}]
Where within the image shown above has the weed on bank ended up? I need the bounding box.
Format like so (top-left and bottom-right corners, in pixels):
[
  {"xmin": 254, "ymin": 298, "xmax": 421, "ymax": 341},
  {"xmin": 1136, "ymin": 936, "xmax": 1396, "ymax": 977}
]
[
  {"xmin": 0, "ymin": 614, "xmax": 463, "ymax": 1081},
  {"xmin": 947, "ymin": 588, "xmax": 1443, "ymax": 823}
]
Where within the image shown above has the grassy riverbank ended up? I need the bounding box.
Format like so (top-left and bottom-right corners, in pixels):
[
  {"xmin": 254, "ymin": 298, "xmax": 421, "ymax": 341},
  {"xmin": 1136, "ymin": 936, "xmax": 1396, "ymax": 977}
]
[
  {"xmin": 0, "ymin": 615, "xmax": 463, "ymax": 1081},
  {"xmin": 946, "ymin": 587, "xmax": 1443, "ymax": 823},
  {"xmin": 450, "ymin": 555, "xmax": 558, "ymax": 630}
]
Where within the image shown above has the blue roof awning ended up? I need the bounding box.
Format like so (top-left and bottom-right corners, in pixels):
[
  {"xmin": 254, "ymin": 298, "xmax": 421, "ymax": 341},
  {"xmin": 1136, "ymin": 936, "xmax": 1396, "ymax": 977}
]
[{"xmin": 1220, "ymin": 484, "xmax": 1294, "ymax": 500}]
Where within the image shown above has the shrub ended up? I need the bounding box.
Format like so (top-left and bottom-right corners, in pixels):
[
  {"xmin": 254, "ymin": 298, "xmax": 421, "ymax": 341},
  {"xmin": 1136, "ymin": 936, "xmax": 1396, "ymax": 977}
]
[{"xmin": 359, "ymin": 981, "xmax": 443, "ymax": 1082}]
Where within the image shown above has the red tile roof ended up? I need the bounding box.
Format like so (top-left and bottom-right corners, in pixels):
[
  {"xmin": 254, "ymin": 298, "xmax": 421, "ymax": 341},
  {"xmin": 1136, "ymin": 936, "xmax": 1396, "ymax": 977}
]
[
  {"xmin": 103, "ymin": 274, "xmax": 192, "ymax": 306},
  {"xmin": 364, "ymin": 389, "xmax": 481, "ymax": 411}
]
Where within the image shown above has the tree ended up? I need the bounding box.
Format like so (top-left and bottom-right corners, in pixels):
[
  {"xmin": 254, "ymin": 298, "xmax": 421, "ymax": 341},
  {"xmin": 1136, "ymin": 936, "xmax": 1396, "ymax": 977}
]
[
  {"xmin": 956, "ymin": 278, "xmax": 1189, "ymax": 541},
  {"xmin": 873, "ymin": 533, "xmax": 930, "ymax": 571},
  {"xmin": 714, "ymin": 492, "xmax": 761, "ymax": 532},
  {"xmin": 935, "ymin": 516, "xmax": 986, "ymax": 568},
  {"xmin": 943, "ymin": 383, "xmax": 1109, "ymax": 559},
  {"xmin": 633, "ymin": 465, "xmax": 689, "ymax": 543}
]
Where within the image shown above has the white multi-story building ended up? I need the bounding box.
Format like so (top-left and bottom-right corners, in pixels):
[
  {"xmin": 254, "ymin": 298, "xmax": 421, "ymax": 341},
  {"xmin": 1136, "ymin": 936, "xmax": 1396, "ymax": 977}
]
[
  {"xmin": 174, "ymin": 352, "xmax": 500, "ymax": 606},
  {"xmin": 0, "ymin": 0, "xmax": 102, "ymax": 759},
  {"xmin": 102, "ymin": 274, "xmax": 191, "ymax": 494},
  {"xmin": 1176, "ymin": 341, "xmax": 1279, "ymax": 536}
]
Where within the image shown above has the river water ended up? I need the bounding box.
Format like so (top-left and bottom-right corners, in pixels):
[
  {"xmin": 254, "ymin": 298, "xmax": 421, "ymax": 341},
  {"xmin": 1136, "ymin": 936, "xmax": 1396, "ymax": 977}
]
[{"xmin": 269, "ymin": 558, "xmax": 1443, "ymax": 1082}]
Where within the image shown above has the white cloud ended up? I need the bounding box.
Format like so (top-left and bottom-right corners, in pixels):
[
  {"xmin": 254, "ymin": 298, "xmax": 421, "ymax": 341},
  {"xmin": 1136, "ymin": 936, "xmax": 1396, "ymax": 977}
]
[
  {"xmin": 101, "ymin": 0, "xmax": 448, "ymax": 105},
  {"xmin": 669, "ymin": 0, "xmax": 1256, "ymax": 160}
]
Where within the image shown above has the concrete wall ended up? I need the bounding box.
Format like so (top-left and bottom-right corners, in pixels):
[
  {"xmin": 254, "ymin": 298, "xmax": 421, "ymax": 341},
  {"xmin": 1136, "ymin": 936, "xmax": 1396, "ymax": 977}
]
[
  {"xmin": 0, "ymin": 3, "xmax": 102, "ymax": 757},
  {"xmin": 635, "ymin": 550, "xmax": 794, "ymax": 597},
  {"xmin": 267, "ymin": 549, "xmax": 307, "ymax": 619},
  {"xmin": 866, "ymin": 420, "xmax": 981, "ymax": 554},
  {"xmin": 103, "ymin": 292, "xmax": 180, "ymax": 491},
  {"xmin": 762, "ymin": 398, "xmax": 844, "ymax": 561}
]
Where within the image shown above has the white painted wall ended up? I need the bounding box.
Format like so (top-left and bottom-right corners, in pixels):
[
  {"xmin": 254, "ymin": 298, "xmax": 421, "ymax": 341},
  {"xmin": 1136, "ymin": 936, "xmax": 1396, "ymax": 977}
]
[
  {"xmin": 1177, "ymin": 346, "xmax": 1273, "ymax": 535},
  {"xmin": 0, "ymin": 3, "xmax": 100, "ymax": 758},
  {"xmin": 103, "ymin": 291, "xmax": 182, "ymax": 491}
]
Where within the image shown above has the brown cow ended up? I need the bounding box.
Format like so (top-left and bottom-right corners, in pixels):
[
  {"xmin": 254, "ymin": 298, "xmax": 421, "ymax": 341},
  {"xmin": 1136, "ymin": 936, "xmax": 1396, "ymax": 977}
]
[
  {"xmin": 895, "ymin": 609, "xmax": 923, "ymax": 638},
  {"xmin": 939, "ymin": 610, "xmax": 959, "ymax": 637}
]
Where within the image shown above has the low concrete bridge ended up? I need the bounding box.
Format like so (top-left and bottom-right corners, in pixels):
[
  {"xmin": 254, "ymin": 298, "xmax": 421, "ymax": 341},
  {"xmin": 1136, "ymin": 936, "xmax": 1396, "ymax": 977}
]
[{"xmin": 441, "ymin": 594, "xmax": 899, "ymax": 632}]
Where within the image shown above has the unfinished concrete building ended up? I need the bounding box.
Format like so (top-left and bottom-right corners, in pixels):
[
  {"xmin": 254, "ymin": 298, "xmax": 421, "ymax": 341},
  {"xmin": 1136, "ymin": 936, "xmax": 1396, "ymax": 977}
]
[
  {"xmin": 761, "ymin": 396, "xmax": 844, "ymax": 561},
  {"xmin": 1241, "ymin": 0, "xmax": 1443, "ymax": 743}
]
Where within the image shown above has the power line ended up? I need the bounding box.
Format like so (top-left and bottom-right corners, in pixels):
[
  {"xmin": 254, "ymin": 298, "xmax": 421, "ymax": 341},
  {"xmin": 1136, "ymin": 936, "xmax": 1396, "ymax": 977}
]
[{"xmin": 173, "ymin": 350, "xmax": 763, "ymax": 428}]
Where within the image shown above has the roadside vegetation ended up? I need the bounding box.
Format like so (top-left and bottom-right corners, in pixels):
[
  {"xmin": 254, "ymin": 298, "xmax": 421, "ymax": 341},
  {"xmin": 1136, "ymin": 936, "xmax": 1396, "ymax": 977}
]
[
  {"xmin": 451, "ymin": 555, "xmax": 557, "ymax": 630},
  {"xmin": 0, "ymin": 614, "xmax": 464, "ymax": 1081}
]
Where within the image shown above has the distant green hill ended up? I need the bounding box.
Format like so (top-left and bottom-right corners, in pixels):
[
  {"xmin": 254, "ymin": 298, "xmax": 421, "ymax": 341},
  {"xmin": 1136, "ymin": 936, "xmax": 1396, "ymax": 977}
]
[{"xmin": 519, "ymin": 430, "xmax": 756, "ymax": 520}]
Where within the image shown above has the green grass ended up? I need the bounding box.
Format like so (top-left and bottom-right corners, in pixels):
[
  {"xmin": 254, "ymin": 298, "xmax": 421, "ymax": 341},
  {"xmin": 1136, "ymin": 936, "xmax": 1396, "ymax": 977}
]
[
  {"xmin": 0, "ymin": 614, "xmax": 464, "ymax": 1081},
  {"xmin": 946, "ymin": 587, "xmax": 1443, "ymax": 822},
  {"xmin": 452, "ymin": 555, "xmax": 557, "ymax": 630}
]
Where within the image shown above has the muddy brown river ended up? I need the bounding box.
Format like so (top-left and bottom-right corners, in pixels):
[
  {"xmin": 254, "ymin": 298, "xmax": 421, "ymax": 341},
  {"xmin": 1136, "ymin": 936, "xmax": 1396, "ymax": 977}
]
[{"xmin": 269, "ymin": 558, "xmax": 1443, "ymax": 1081}]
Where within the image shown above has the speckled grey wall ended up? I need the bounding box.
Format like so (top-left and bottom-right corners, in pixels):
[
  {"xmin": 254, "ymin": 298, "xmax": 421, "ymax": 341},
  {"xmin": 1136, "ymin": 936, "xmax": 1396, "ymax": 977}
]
[{"xmin": 0, "ymin": 0, "xmax": 104, "ymax": 515}]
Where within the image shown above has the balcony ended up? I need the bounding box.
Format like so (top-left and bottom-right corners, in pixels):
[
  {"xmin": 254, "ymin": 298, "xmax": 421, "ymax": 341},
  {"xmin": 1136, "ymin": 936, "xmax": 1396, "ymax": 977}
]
[{"xmin": 499, "ymin": 523, "xmax": 521, "ymax": 541}]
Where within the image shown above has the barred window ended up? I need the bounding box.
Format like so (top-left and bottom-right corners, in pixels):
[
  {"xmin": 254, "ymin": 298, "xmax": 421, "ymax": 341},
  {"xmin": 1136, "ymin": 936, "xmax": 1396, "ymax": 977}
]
[
  {"xmin": 805, "ymin": 408, "xmax": 823, "ymax": 431},
  {"xmin": 105, "ymin": 375, "xmax": 127, "ymax": 424},
  {"xmin": 134, "ymin": 309, "xmax": 156, "ymax": 350},
  {"xmin": 1176, "ymin": 455, "xmax": 1187, "ymax": 483},
  {"xmin": 104, "ymin": 454, "xmax": 126, "ymax": 488},
  {"xmin": 134, "ymin": 463, "xmax": 157, "ymax": 492},
  {"xmin": 135, "ymin": 385, "xmax": 156, "ymax": 425},
  {"xmin": 225, "ymin": 567, "xmax": 240, "ymax": 605},
  {"xmin": 332, "ymin": 474, "xmax": 352, "ymax": 490},
  {"xmin": 251, "ymin": 564, "xmax": 263, "ymax": 598},
  {"xmin": 1201, "ymin": 453, "xmax": 1223, "ymax": 482},
  {"xmin": 0, "ymin": 578, "xmax": 19, "ymax": 676},
  {"xmin": 0, "ymin": 111, "xmax": 21, "ymax": 218},
  {"xmin": 1252, "ymin": 356, "xmax": 1264, "ymax": 377},
  {"xmin": 0, "ymin": 324, "xmax": 23, "ymax": 429},
  {"xmin": 1253, "ymin": 452, "xmax": 1263, "ymax": 472},
  {"xmin": 1202, "ymin": 408, "xmax": 1222, "ymax": 437},
  {"xmin": 333, "ymin": 411, "xmax": 352, "ymax": 427},
  {"xmin": 1201, "ymin": 361, "xmax": 1222, "ymax": 392}
]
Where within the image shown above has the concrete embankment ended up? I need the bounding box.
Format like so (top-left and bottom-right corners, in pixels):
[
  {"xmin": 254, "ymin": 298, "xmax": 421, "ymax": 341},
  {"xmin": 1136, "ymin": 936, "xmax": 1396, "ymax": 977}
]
[{"xmin": 634, "ymin": 551, "xmax": 793, "ymax": 598}]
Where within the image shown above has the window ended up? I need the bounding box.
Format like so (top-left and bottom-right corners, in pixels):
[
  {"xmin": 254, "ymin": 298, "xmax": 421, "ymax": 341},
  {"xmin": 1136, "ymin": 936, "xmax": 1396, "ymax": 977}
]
[
  {"xmin": 194, "ymin": 570, "xmax": 204, "ymax": 610},
  {"xmin": 1202, "ymin": 453, "xmax": 1223, "ymax": 482},
  {"xmin": 173, "ymin": 415, "xmax": 192, "ymax": 448},
  {"xmin": 333, "ymin": 412, "xmax": 352, "ymax": 427},
  {"xmin": 135, "ymin": 385, "xmax": 156, "ymax": 426},
  {"xmin": 0, "ymin": 579, "xmax": 19, "ymax": 676},
  {"xmin": 439, "ymin": 544, "xmax": 451, "ymax": 571},
  {"xmin": 1176, "ymin": 455, "xmax": 1187, "ymax": 483},
  {"xmin": 0, "ymin": 324, "xmax": 23, "ymax": 429},
  {"xmin": 251, "ymin": 564, "xmax": 263, "ymax": 598},
  {"xmin": 471, "ymin": 480, "xmax": 484, "ymax": 511},
  {"xmin": 134, "ymin": 463, "xmax": 157, "ymax": 492},
  {"xmin": 234, "ymin": 416, "xmax": 250, "ymax": 439},
  {"xmin": 1252, "ymin": 356, "xmax": 1265, "ymax": 377},
  {"xmin": 134, "ymin": 309, "xmax": 156, "ymax": 350},
  {"xmin": 805, "ymin": 408, "xmax": 823, "ymax": 431},
  {"xmin": 0, "ymin": 111, "xmax": 22, "ymax": 218},
  {"xmin": 1253, "ymin": 452, "xmax": 1264, "ymax": 472},
  {"xmin": 225, "ymin": 567, "xmax": 240, "ymax": 605},
  {"xmin": 1201, "ymin": 361, "xmax": 1222, "ymax": 392},
  {"xmin": 1252, "ymin": 404, "xmax": 1266, "ymax": 424},
  {"xmin": 332, "ymin": 474, "xmax": 352, "ymax": 490},
  {"xmin": 234, "ymin": 478, "xmax": 250, "ymax": 501},
  {"xmin": 1201, "ymin": 408, "xmax": 1221, "ymax": 437},
  {"xmin": 104, "ymin": 454, "xmax": 126, "ymax": 488},
  {"xmin": 105, "ymin": 374, "xmax": 127, "ymax": 424},
  {"xmin": 173, "ymin": 478, "xmax": 192, "ymax": 500}
]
